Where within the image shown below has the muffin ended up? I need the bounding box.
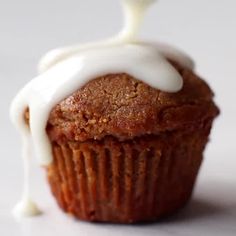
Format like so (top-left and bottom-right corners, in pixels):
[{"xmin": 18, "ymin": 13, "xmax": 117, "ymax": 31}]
[{"xmin": 28, "ymin": 59, "xmax": 219, "ymax": 223}]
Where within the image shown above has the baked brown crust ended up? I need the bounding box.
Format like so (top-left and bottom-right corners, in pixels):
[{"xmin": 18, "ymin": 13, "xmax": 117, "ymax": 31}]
[
  {"xmin": 46, "ymin": 60, "xmax": 219, "ymax": 143},
  {"xmin": 47, "ymin": 117, "xmax": 212, "ymax": 223}
]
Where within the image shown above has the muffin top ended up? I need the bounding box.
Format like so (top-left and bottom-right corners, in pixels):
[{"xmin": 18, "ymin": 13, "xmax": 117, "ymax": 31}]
[{"xmin": 44, "ymin": 60, "xmax": 219, "ymax": 143}]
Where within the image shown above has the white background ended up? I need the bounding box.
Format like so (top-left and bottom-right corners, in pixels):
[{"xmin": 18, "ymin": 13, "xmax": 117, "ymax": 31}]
[{"xmin": 0, "ymin": 0, "xmax": 235, "ymax": 235}]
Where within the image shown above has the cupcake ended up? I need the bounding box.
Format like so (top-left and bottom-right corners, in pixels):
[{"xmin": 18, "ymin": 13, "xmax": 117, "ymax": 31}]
[
  {"xmin": 38, "ymin": 59, "xmax": 218, "ymax": 223},
  {"xmin": 11, "ymin": 0, "xmax": 219, "ymax": 223}
]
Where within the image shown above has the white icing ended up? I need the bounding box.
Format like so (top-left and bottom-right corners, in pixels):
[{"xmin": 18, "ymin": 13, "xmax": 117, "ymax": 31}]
[
  {"xmin": 38, "ymin": 0, "xmax": 157, "ymax": 72},
  {"xmin": 148, "ymin": 42, "xmax": 195, "ymax": 70},
  {"xmin": 12, "ymin": 134, "xmax": 41, "ymax": 217},
  {"xmin": 10, "ymin": 0, "xmax": 195, "ymax": 217},
  {"xmin": 12, "ymin": 43, "xmax": 184, "ymax": 166},
  {"xmin": 13, "ymin": 197, "xmax": 41, "ymax": 218},
  {"xmin": 118, "ymin": 0, "xmax": 156, "ymax": 42},
  {"xmin": 39, "ymin": 41, "xmax": 194, "ymax": 74}
]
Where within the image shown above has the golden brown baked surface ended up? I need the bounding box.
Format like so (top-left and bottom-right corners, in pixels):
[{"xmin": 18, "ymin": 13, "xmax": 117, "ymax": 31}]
[
  {"xmin": 45, "ymin": 60, "xmax": 219, "ymax": 143},
  {"xmin": 47, "ymin": 118, "xmax": 212, "ymax": 223}
]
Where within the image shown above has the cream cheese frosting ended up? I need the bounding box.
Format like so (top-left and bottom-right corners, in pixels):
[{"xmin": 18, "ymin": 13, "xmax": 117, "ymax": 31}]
[{"xmin": 10, "ymin": 0, "xmax": 194, "ymax": 217}]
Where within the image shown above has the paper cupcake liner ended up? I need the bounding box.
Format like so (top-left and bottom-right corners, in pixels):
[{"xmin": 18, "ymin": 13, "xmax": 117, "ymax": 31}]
[{"xmin": 46, "ymin": 121, "xmax": 211, "ymax": 223}]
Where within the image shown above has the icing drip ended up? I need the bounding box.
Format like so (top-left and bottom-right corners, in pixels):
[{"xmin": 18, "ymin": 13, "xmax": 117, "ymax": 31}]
[
  {"xmin": 38, "ymin": 0, "xmax": 194, "ymax": 73},
  {"xmin": 12, "ymin": 43, "xmax": 184, "ymax": 167},
  {"xmin": 12, "ymin": 134, "xmax": 41, "ymax": 217},
  {"xmin": 118, "ymin": 0, "xmax": 156, "ymax": 41},
  {"xmin": 38, "ymin": 0, "xmax": 157, "ymax": 72},
  {"xmin": 10, "ymin": 0, "xmax": 194, "ymax": 217}
]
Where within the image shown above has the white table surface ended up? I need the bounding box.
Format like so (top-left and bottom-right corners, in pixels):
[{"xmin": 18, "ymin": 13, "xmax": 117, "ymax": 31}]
[{"xmin": 0, "ymin": 0, "xmax": 236, "ymax": 235}]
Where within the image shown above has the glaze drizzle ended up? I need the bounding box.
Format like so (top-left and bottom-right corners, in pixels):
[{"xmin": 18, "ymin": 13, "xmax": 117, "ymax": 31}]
[{"xmin": 10, "ymin": 0, "xmax": 194, "ymax": 217}]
